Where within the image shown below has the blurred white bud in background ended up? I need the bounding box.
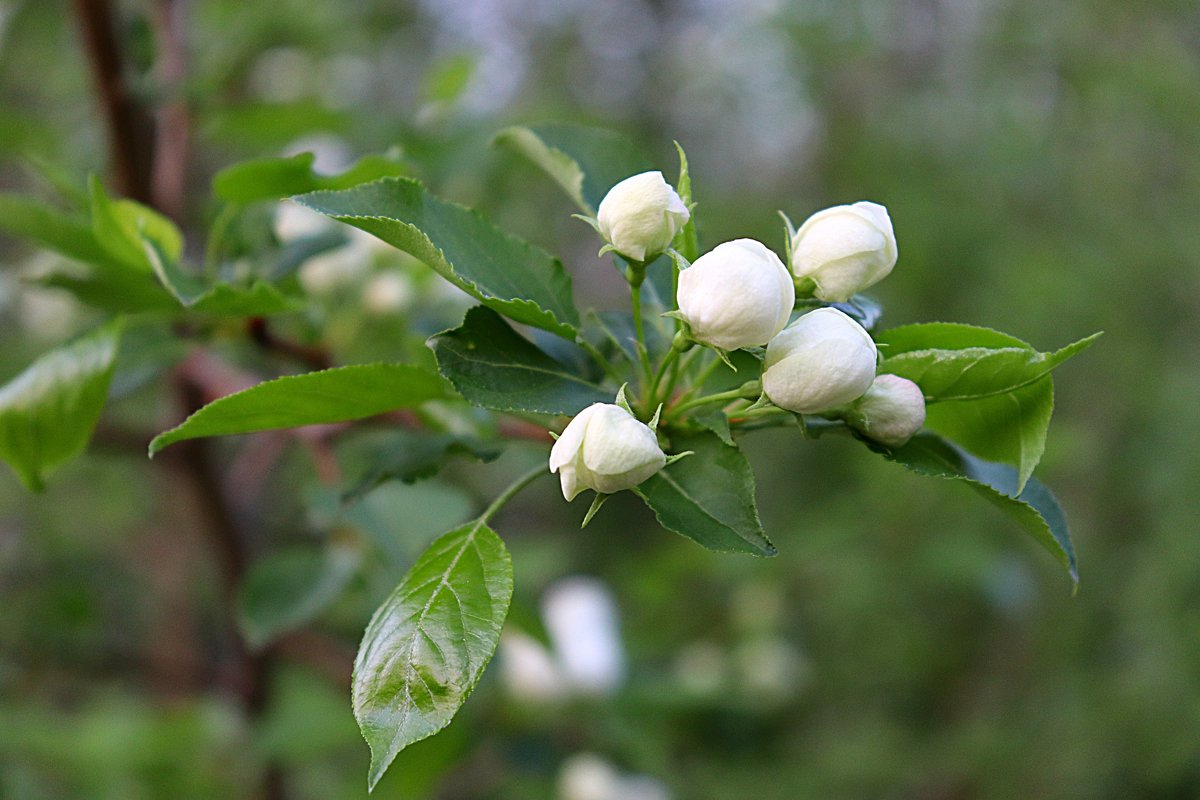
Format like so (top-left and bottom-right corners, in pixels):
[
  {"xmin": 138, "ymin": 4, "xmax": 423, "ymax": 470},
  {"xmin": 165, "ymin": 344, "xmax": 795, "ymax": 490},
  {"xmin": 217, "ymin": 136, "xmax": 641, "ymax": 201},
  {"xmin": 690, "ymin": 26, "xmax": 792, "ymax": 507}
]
[
  {"xmin": 275, "ymin": 203, "xmax": 386, "ymax": 296},
  {"xmin": 558, "ymin": 753, "xmax": 673, "ymax": 800},
  {"xmin": 542, "ymin": 576, "xmax": 626, "ymax": 694},
  {"xmin": 498, "ymin": 631, "xmax": 568, "ymax": 703},
  {"xmin": 673, "ymin": 640, "xmax": 728, "ymax": 696},
  {"xmin": 499, "ymin": 576, "xmax": 627, "ymax": 702},
  {"xmin": 362, "ymin": 272, "xmax": 415, "ymax": 315},
  {"xmin": 734, "ymin": 636, "xmax": 809, "ymax": 702}
]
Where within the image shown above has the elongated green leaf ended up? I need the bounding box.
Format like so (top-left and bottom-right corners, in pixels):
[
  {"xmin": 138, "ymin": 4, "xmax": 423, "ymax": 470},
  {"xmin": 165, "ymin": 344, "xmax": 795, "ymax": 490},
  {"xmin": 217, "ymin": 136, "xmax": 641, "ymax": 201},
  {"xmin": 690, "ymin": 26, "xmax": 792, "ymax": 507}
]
[
  {"xmin": 0, "ymin": 321, "xmax": 122, "ymax": 491},
  {"xmin": 671, "ymin": 141, "xmax": 700, "ymax": 261},
  {"xmin": 296, "ymin": 178, "xmax": 579, "ymax": 337},
  {"xmin": 238, "ymin": 541, "xmax": 362, "ymax": 649},
  {"xmin": 0, "ymin": 188, "xmax": 184, "ymax": 313},
  {"xmin": 877, "ymin": 323, "xmax": 1099, "ymax": 490},
  {"xmin": 89, "ymin": 176, "xmax": 182, "ymax": 273},
  {"xmin": 880, "ymin": 334, "xmax": 1100, "ymax": 401},
  {"xmin": 870, "ymin": 432, "xmax": 1078, "ymax": 586},
  {"xmin": 37, "ymin": 268, "xmax": 180, "ymax": 313},
  {"xmin": 584, "ymin": 310, "xmax": 670, "ymax": 366},
  {"xmin": 213, "ymin": 151, "xmax": 408, "ymax": 203},
  {"xmin": 925, "ymin": 377, "xmax": 1055, "ymax": 493},
  {"xmin": 430, "ymin": 306, "xmax": 608, "ymax": 415},
  {"xmin": 875, "ymin": 322, "xmax": 1031, "ymax": 354},
  {"xmin": 142, "ymin": 236, "xmax": 303, "ymax": 317},
  {"xmin": 495, "ymin": 123, "xmax": 652, "ymax": 214},
  {"xmin": 149, "ymin": 364, "xmax": 447, "ymax": 455},
  {"xmin": 354, "ymin": 521, "xmax": 512, "ymax": 790},
  {"xmin": 0, "ymin": 193, "xmax": 109, "ymax": 264},
  {"xmin": 341, "ymin": 430, "xmax": 503, "ymax": 505},
  {"xmin": 635, "ymin": 431, "xmax": 775, "ymax": 556},
  {"xmin": 693, "ymin": 410, "xmax": 734, "ymax": 446},
  {"xmin": 425, "ymin": 54, "xmax": 475, "ymax": 103}
]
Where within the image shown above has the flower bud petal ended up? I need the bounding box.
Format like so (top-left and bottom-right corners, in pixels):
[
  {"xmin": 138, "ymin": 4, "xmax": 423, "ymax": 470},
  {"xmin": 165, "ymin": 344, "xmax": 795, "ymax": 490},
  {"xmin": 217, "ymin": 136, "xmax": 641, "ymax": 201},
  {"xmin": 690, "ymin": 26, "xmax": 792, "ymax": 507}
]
[
  {"xmin": 846, "ymin": 374, "xmax": 926, "ymax": 446},
  {"xmin": 596, "ymin": 172, "xmax": 690, "ymax": 262},
  {"xmin": 549, "ymin": 403, "xmax": 666, "ymax": 500},
  {"xmin": 677, "ymin": 239, "xmax": 795, "ymax": 351},
  {"xmin": 762, "ymin": 307, "xmax": 878, "ymax": 414},
  {"xmin": 791, "ymin": 201, "xmax": 897, "ymax": 302}
]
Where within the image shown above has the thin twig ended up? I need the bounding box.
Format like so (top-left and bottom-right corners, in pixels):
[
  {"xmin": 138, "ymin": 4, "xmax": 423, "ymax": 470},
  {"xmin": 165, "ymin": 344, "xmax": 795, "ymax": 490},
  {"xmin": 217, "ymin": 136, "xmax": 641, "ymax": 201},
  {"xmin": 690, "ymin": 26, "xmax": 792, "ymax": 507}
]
[
  {"xmin": 150, "ymin": 0, "xmax": 191, "ymax": 220},
  {"xmin": 72, "ymin": 0, "xmax": 155, "ymax": 203},
  {"xmin": 247, "ymin": 318, "xmax": 333, "ymax": 371}
]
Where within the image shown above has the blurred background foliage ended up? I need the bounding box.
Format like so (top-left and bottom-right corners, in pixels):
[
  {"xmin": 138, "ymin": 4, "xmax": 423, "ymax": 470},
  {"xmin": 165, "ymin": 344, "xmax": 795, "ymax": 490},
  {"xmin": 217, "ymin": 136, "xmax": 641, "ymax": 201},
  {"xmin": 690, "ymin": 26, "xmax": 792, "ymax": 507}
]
[{"xmin": 2, "ymin": 0, "xmax": 1199, "ymax": 798}]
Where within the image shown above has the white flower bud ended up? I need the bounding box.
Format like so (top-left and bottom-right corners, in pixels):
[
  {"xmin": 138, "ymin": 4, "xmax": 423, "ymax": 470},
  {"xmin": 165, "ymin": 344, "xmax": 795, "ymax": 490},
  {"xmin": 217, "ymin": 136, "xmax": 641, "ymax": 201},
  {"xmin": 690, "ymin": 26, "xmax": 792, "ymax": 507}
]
[
  {"xmin": 362, "ymin": 272, "xmax": 415, "ymax": 314},
  {"xmin": 762, "ymin": 307, "xmax": 878, "ymax": 414},
  {"xmin": 791, "ymin": 201, "xmax": 897, "ymax": 302},
  {"xmin": 845, "ymin": 374, "xmax": 926, "ymax": 446},
  {"xmin": 542, "ymin": 577, "xmax": 625, "ymax": 695},
  {"xmin": 549, "ymin": 403, "xmax": 666, "ymax": 501},
  {"xmin": 596, "ymin": 171, "xmax": 690, "ymax": 262},
  {"xmin": 677, "ymin": 239, "xmax": 795, "ymax": 351}
]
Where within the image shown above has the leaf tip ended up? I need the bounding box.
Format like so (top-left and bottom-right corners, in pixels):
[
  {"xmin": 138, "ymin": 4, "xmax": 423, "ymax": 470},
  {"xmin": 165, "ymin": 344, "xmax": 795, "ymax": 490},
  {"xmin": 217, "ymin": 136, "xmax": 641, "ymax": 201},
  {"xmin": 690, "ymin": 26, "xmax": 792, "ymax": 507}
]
[
  {"xmin": 365, "ymin": 751, "xmax": 390, "ymax": 793},
  {"xmin": 146, "ymin": 436, "xmax": 167, "ymax": 459}
]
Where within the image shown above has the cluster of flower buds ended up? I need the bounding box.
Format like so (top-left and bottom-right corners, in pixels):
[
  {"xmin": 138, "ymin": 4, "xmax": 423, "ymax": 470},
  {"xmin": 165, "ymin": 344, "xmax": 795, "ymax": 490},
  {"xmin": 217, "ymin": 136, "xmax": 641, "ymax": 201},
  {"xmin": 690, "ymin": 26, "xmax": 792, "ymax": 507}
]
[{"xmin": 551, "ymin": 169, "xmax": 926, "ymax": 506}]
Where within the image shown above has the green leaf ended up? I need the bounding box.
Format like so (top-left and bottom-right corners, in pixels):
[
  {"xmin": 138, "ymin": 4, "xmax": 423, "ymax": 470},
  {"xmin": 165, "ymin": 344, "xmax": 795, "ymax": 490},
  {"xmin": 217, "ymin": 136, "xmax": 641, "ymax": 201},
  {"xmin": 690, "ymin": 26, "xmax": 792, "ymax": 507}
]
[
  {"xmin": 296, "ymin": 178, "xmax": 579, "ymax": 338},
  {"xmin": 353, "ymin": 521, "xmax": 512, "ymax": 790},
  {"xmin": 876, "ymin": 324, "xmax": 1098, "ymax": 490},
  {"xmin": 238, "ymin": 541, "xmax": 362, "ymax": 649},
  {"xmin": 430, "ymin": 306, "xmax": 609, "ymax": 416},
  {"xmin": 874, "ymin": 322, "xmax": 1031, "ymax": 354},
  {"xmin": 89, "ymin": 176, "xmax": 182, "ymax": 273},
  {"xmin": 692, "ymin": 410, "xmax": 734, "ymax": 446},
  {"xmin": 0, "ymin": 192, "xmax": 110, "ymax": 264},
  {"xmin": 494, "ymin": 123, "xmax": 652, "ymax": 213},
  {"xmin": 37, "ymin": 268, "xmax": 180, "ymax": 314},
  {"xmin": 0, "ymin": 186, "xmax": 192, "ymax": 314},
  {"xmin": 879, "ymin": 332, "xmax": 1100, "ymax": 402},
  {"xmin": 149, "ymin": 364, "xmax": 448, "ymax": 455},
  {"xmin": 635, "ymin": 431, "xmax": 775, "ymax": 556},
  {"xmin": 341, "ymin": 430, "xmax": 503, "ymax": 505},
  {"xmin": 671, "ymin": 141, "xmax": 700, "ymax": 261},
  {"xmin": 925, "ymin": 377, "xmax": 1055, "ymax": 493},
  {"xmin": 869, "ymin": 432, "xmax": 1078, "ymax": 586},
  {"xmin": 0, "ymin": 320, "xmax": 122, "ymax": 491},
  {"xmin": 585, "ymin": 310, "xmax": 670, "ymax": 366},
  {"xmin": 213, "ymin": 151, "xmax": 408, "ymax": 203},
  {"xmin": 143, "ymin": 236, "xmax": 304, "ymax": 317},
  {"xmin": 424, "ymin": 54, "xmax": 475, "ymax": 104}
]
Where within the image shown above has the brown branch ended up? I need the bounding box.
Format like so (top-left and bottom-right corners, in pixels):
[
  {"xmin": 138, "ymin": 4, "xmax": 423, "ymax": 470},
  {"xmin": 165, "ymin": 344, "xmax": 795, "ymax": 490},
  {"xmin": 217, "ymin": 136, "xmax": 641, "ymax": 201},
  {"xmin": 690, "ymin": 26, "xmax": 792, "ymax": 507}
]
[
  {"xmin": 74, "ymin": 3, "xmax": 283, "ymax": 793},
  {"xmin": 150, "ymin": 0, "xmax": 191, "ymax": 220},
  {"xmin": 72, "ymin": 0, "xmax": 155, "ymax": 204},
  {"xmin": 247, "ymin": 318, "xmax": 333, "ymax": 371},
  {"xmin": 173, "ymin": 367, "xmax": 286, "ymax": 800}
]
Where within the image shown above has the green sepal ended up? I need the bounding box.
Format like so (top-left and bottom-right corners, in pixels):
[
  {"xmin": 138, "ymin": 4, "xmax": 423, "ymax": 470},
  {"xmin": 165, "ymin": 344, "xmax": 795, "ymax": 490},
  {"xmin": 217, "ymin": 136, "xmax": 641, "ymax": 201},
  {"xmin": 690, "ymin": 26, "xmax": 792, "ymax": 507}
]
[{"xmin": 581, "ymin": 493, "xmax": 608, "ymax": 528}]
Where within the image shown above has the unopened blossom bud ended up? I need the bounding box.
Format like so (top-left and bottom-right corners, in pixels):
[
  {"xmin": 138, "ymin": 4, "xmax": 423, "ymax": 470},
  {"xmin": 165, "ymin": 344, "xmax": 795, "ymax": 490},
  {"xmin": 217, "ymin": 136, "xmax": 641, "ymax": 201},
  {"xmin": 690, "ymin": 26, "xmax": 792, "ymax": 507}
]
[
  {"xmin": 596, "ymin": 171, "xmax": 690, "ymax": 262},
  {"xmin": 549, "ymin": 403, "xmax": 666, "ymax": 501},
  {"xmin": 791, "ymin": 201, "xmax": 897, "ymax": 302},
  {"xmin": 845, "ymin": 374, "xmax": 926, "ymax": 447},
  {"xmin": 762, "ymin": 307, "xmax": 878, "ymax": 414},
  {"xmin": 677, "ymin": 239, "xmax": 795, "ymax": 351}
]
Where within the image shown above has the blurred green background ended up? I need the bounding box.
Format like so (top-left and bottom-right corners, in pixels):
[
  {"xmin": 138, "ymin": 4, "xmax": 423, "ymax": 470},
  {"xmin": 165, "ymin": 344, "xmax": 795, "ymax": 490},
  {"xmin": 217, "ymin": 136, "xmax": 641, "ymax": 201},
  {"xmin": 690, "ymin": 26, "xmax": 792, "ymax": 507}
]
[{"xmin": 2, "ymin": 0, "xmax": 1199, "ymax": 798}]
